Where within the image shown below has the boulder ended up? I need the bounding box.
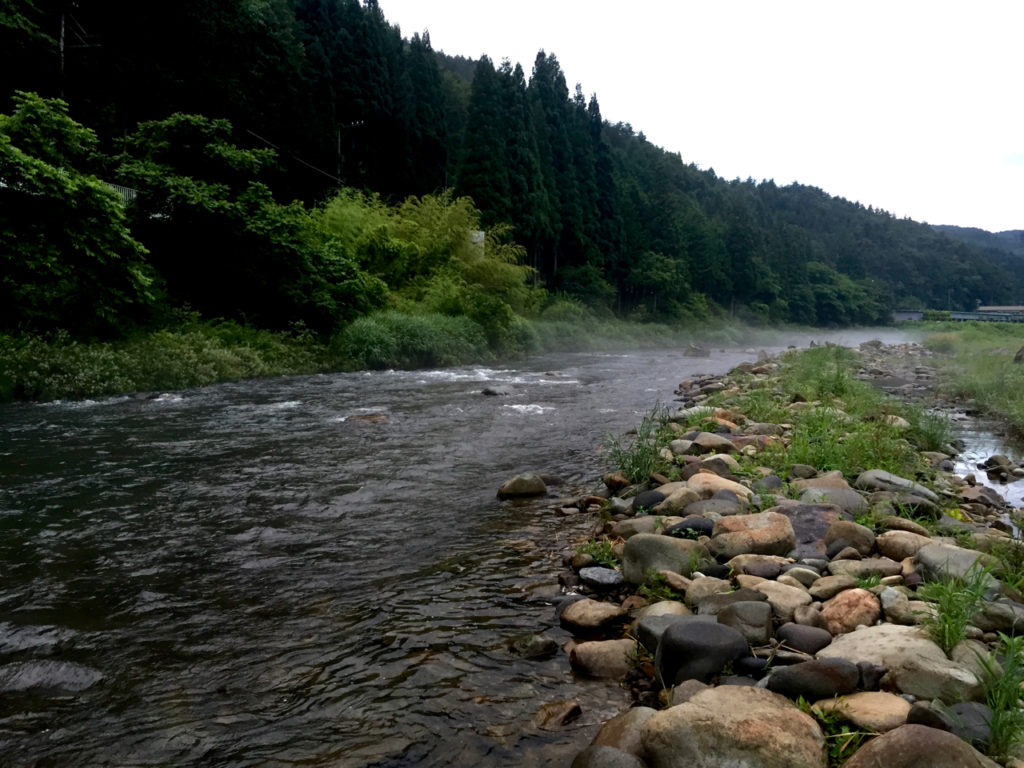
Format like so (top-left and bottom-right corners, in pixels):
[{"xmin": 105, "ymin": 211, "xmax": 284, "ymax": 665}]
[
  {"xmin": 808, "ymin": 574, "xmax": 857, "ymax": 600},
  {"xmin": 753, "ymin": 580, "xmax": 813, "ymax": 621},
  {"xmin": 655, "ymin": 619, "xmax": 749, "ymax": 685},
  {"xmin": 827, "ymin": 557, "xmax": 902, "ymax": 579},
  {"xmin": 560, "ymin": 598, "xmax": 627, "ymax": 633},
  {"xmin": 824, "ymin": 520, "xmax": 876, "ymax": 557},
  {"xmin": 622, "ymin": 534, "xmax": 708, "ymax": 585},
  {"xmin": 727, "ymin": 554, "xmax": 790, "ymax": 579},
  {"xmin": 854, "ymin": 470, "xmax": 939, "ymax": 503},
  {"xmin": 816, "ymin": 624, "xmax": 981, "ymax": 700},
  {"xmin": 915, "ymin": 543, "xmax": 996, "ymax": 583},
  {"xmin": 695, "ymin": 588, "xmax": 768, "ymax": 617},
  {"xmin": 579, "ymin": 566, "xmax": 626, "ymax": 591},
  {"xmin": 839, "ymin": 724, "xmax": 999, "ymax": 768},
  {"xmin": 812, "ymin": 691, "xmax": 911, "ymax": 732},
  {"xmin": 651, "ymin": 487, "xmax": 702, "ymax": 515},
  {"xmin": 800, "ymin": 487, "xmax": 868, "ymax": 514},
  {"xmin": 571, "ymin": 745, "xmax": 646, "ymax": 768},
  {"xmin": 820, "ymin": 588, "xmax": 881, "ymax": 635},
  {"xmin": 689, "ymin": 432, "xmax": 738, "ymax": 453},
  {"xmin": 591, "ymin": 706, "xmax": 657, "ymax": 757},
  {"xmin": 766, "ymin": 658, "xmax": 860, "ymax": 700},
  {"xmin": 682, "ymin": 497, "xmax": 745, "ymax": 517},
  {"xmin": 640, "ymin": 686, "xmax": 826, "ymax": 768},
  {"xmin": 772, "ymin": 502, "xmax": 847, "ymax": 560},
  {"xmin": 497, "ymin": 472, "xmax": 547, "ymax": 498},
  {"xmin": 687, "ymin": 472, "xmax": 752, "ymax": 500},
  {"xmin": 876, "ymin": 530, "xmax": 934, "ymax": 560},
  {"xmin": 569, "ymin": 638, "xmax": 636, "ymax": 679},
  {"xmin": 776, "ymin": 623, "xmax": 834, "ymax": 655},
  {"xmin": 709, "ymin": 511, "xmax": 796, "ymax": 558},
  {"xmin": 716, "ymin": 601, "xmax": 773, "ymax": 645},
  {"xmin": 682, "ymin": 576, "xmax": 732, "ymax": 609}
]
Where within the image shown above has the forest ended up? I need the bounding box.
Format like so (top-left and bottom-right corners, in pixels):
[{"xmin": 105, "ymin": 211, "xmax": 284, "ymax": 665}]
[{"xmin": 3, "ymin": 0, "xmax": 1022, "ymax": 357}]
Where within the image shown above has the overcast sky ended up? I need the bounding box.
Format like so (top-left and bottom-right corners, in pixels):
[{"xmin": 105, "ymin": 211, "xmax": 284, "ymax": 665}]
[{"xmin": 380, "ymin": 0, "xmax": 1023, "ymax": 233}]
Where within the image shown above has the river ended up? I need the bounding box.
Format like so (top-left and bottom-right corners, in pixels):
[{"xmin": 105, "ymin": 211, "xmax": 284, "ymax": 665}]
[{"xmin": 0, "ymin": 328, "xmax": 956, "ymax": 767}]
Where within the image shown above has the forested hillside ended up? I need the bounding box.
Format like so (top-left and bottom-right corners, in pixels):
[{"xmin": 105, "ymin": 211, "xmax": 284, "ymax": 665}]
[{"xmin": 3, "ymin": 0, "xmax": 1021, "ymax": 345}]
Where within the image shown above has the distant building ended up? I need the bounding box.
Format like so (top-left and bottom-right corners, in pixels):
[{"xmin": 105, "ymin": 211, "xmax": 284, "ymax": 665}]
[{"xmin": 893, "ymin": 309, "xmax": 923, "ymax": 322}]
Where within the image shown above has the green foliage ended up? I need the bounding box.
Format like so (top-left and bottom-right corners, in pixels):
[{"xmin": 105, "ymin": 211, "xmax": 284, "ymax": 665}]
[
  {"xmin": 796, "ymin": 697, "xmax": 877, "ymax": 768},
  {"xmin": 989, "ymin": 536, "xmax": 1024, "ymax": 594},
  {"xmin": 606, "ymin": 405, "xmax": 667, "ymax": 483},
  {"xmin": 638, "ymin": 569, "xmax": 682, "ymax": 603},
  {"xmin": 332, "ymin": 311, "xmax": 489, "ymax": 370},
  {"xmin": 575, "ymin": 539, "xmax": 620, "ymax": 568},
  {"xmin": 0, "ymin": 321, "xmax": 327, "ymax": 402},
  {"xmin": 902, "ymin": 404, "xmax": 953, "ymax": 452},
  {"xmin": 855, "ymin": 573, "xmax": 882, "ymax": 590},
  {"xmin": 917, "ymin": 563, "xmax": 991, "ymax": 654},
  {"xmin": 925, "ymin": 324, "xmax": 1024, "ymax": 432},
  {"xmin": 977, "ymin": 633, "xmax": 1024, "ymax": 760},
  {"xmin": 0, "ymin": 93, "xmax": 157, "ymax": 337}
]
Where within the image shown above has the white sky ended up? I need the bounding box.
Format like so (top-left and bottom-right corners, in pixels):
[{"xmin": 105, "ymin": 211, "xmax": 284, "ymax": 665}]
[{"xmin": 380, "ymin": 0, "xmax": 1023, "ymax": 232}]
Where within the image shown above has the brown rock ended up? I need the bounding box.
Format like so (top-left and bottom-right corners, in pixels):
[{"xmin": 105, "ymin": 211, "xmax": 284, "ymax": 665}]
[
  {"xmin": 840, "ymin": 724, "xmax": 999, "ymax": 768},
  {"xmin": 812, "ymin": 691, "xmax": 911, "ymax": 732},
  {"xmin": 561, "ymin": 598, "xmax": 627, "ymax": 633},
  {"xmin": 821, "ymin": 588, "xmax": 882, "ymax": 635},
  {"xmin": 569, "ymin": 638, "xmax": 635, "ymax": 679},
  {"xmin": 709, "ymin": 511, "xmax": 796, "ymax": 558},
  {"xmin": 876, "ymin": 530, "xmax": 934, "ymax": 561}
]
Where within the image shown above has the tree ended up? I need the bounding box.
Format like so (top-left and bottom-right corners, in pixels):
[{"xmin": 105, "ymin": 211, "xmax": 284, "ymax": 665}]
[{"xmin": 0, "ymin": 92, "xmax": 156, "ymax": 336}]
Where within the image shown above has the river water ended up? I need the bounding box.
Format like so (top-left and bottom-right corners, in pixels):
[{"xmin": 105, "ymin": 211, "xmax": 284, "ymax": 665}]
[{"xmin": 0, "ymin": 328, "xmax": 942, "ymax": 767}]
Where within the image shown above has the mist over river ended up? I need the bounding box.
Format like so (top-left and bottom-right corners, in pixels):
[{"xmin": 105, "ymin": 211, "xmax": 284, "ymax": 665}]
[{"xmin": 0, "ymin": 329, "xmax": 925, "ymax": 767}]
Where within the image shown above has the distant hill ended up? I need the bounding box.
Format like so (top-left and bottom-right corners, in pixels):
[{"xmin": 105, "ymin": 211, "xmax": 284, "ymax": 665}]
[{"xmin": 932, "ymin": 225, "xmax": 1024, "ymax": 257}]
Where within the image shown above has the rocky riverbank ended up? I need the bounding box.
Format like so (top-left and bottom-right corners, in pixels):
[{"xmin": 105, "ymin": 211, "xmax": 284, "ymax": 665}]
[{"xmin": 501, "ymin": 340, "xmax": 1024, "ymax": 768}]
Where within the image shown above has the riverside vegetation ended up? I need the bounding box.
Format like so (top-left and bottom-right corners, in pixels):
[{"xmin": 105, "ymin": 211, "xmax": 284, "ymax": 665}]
[
  {"xmin": 6, "ymin": 2, "xmax": 1024, "ymax": 406},
  {"xmin": 500, "ymin": 341, "xmax": 1024, "ymax": 768}
]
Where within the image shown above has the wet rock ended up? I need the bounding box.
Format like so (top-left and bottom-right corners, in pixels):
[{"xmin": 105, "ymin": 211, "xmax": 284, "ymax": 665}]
[
  {"xmin": 776, "ymin": 623, "xmax": 834, "ymax": 654},
  {"xmin": 560, "ymin": 598, "xmax": 627, "ymax": 633},
  {"xmin": 640, "ymin": 686, "xmax": 826, "ymax": 768},
  {"xmin": 635, "ymin": 614, "xmax": 705, "ymax": 653},
  {"xmin": 821, "ymin": 588, "xmax": 881, "ymax": 635},
  {"xmin": 655, "ymin": 619, "xmax": 749, "ymax": 685},
  {"xmin": 497, "ymin": 473, "xmax": 547, "ymax": 499},
  {"xmin": 766, "ymin": 657, "xmax": 860, "ymax": 700},
  {"xmin": 816, "ymin": 624, "xmax": 981, "ymax": 700},
  {"xmin": 571, "ymin": 745, "xmax": 646, "ymax": 768},
  {"xmin": 508, "ymin": 633, "xmax": 559, "ymax": 659},
  {"xmin": 708, "ymin": 510, "xmax": 796, "ymax": 558},
  {"xmin": 840, "ymin": 724, "xmax": 1000, "ymax": 768},
  {"xmin": 570, "ymin": 638, "xmax": 635, "ymax": 679},
  {"xmin": 622, "ymin": 534, "xmax": 708, "ymax": 584},
  {"xmin": 942, "ymin": 701, "xmax": 993, "ymax": 751},
  {"xmin": 591, "ymin": 706, "xmax": 657, "ymax": 757},
  {"xmin": 812, "ymin": 691, "xmax": 911, "ymax": 732},
  {"xmin": 534, "ymin": 699, "xmax": 582, "ymax": 728},
  {"xmin": 579, "ymin": 567, "xmax": 625, "ymax": 591}
]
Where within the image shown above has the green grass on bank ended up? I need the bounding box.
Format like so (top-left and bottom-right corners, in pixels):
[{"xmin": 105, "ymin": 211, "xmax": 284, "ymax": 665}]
[
  {"xmin": 0, "ymin": 307, "xmax": 779, "ymax": 403},
  {"xmin": 919, "ymin": 321, "xmax": 1024, "ymax": 432}
]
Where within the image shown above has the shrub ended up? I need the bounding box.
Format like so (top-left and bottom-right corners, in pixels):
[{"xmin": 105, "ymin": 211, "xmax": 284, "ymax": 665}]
[{"xmin": 333, "ymin": 311, "xmax": 489, "ymax": 370}]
